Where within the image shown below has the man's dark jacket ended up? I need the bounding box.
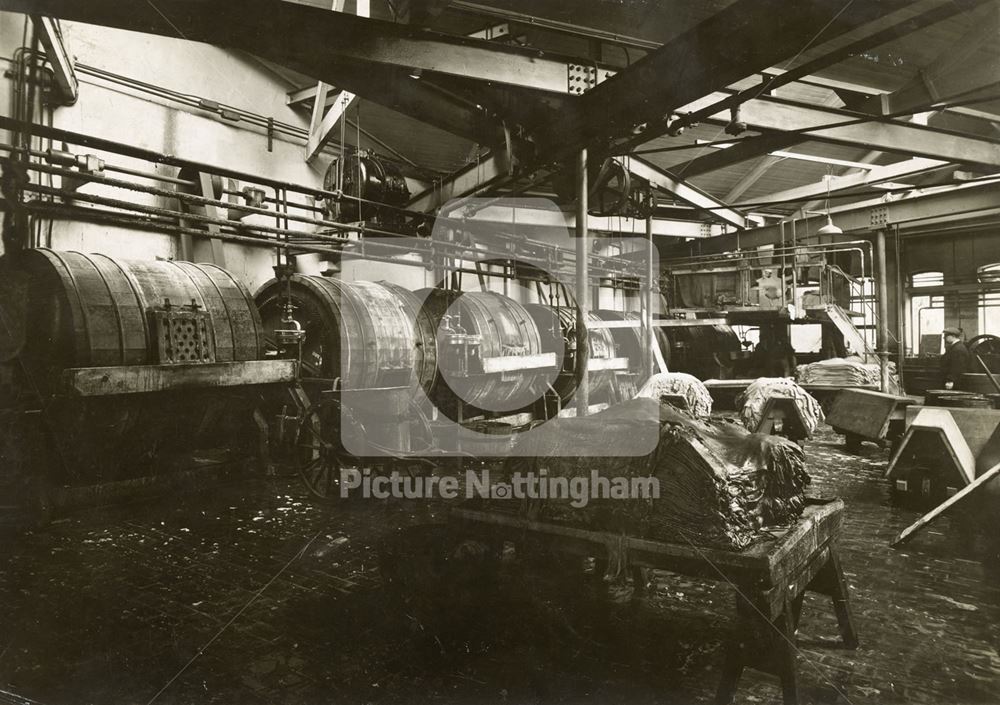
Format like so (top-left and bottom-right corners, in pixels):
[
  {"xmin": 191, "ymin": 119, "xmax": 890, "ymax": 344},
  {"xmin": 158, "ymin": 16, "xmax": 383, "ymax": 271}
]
[{"xmin": 940, "ymin": 340, "xmax": 971, "ymax": 386}]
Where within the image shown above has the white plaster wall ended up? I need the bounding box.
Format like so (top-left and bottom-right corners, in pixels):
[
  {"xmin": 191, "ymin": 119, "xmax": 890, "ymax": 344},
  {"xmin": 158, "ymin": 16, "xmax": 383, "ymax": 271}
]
[{"xmin": 0, "ymin": 12, "xmax": 332, "ymax": 290}]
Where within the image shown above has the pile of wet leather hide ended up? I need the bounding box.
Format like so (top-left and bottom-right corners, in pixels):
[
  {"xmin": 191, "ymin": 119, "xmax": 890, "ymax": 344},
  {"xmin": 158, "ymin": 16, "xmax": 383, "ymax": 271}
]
[{"xmin": 497, "ymin": 398, "xmax": 810, "ymax": 551}]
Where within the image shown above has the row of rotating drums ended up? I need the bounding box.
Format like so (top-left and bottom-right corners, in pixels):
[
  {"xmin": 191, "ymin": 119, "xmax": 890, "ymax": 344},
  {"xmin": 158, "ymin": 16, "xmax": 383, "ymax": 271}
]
[
  {"xmin": 254, "ymin": 275, "xmax": 628, "ymax": 412},
  {"xmin": 3, "ymin": 249, "xmax": 740, "ymax": 412}
]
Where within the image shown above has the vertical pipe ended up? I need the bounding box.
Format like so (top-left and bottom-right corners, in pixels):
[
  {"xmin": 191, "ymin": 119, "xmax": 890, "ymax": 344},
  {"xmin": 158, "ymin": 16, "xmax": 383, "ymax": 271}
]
[
  {"xmin": 645, "ymin": 201, "xmax": 655, "ymax": 378},
  {"xmin": 894, "ymin": 225, "xmax": 906, "ymax": 384},
  {"xmin": 790, "ymin": 219, "xmax": 798, "ymax": 315},
  {"xmin": 779, "ymin": 221, "xmax": 786, "ymax": 307},
  {"xmin": 876, "ymin": 228, "xmax": 890, "ymax": 392},
  {"xmin": 575, "ymin": 148, "xmax": 590, "ymax": 417}
]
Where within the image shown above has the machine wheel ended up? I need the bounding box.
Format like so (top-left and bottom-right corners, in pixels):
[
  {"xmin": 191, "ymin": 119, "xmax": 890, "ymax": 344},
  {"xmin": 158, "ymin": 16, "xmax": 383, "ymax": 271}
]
[
  {"xmin": 968, "ymin": 334, "xmax": 1000, "ymax": 357},
  {"xmin": 294, "ymin": 396, "xmax": 366, "ymax": 500}
]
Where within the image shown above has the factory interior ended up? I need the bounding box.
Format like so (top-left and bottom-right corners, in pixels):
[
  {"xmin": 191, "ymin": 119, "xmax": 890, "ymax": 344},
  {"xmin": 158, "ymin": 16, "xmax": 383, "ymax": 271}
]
[{"xmin": 2, "ymin": 1, "xmax": 1000, "ymax": 703}]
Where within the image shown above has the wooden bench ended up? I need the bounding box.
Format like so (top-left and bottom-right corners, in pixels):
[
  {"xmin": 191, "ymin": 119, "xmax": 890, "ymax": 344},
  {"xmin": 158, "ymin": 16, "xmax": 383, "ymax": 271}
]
[
  {"xmin": 826, "ymin": 389, "xmax": 917, "ymax": 451},
  {"xmin": 448, "ymin": 499, "xmax": 856, "ymax": 705}
]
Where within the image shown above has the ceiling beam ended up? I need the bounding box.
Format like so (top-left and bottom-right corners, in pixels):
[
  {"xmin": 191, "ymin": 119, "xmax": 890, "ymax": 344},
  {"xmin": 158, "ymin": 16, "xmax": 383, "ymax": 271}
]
[
  {"xmin": 741, "ymin": 157, "xmax": 949, "ymax": 208},
  {"xmin": 3, "ymin": 0, "xmax": 520, "ymax": 148},
  {"xmin": 317, "ymin": 58, "xmax": 509, "ymax": 146},
  {"xmin": 667, "ymin": 133, "xmax": 804, "ymax": 179},
  {"xmin": 464, "ymin": 205, "xmax": 721, "ymax": 239},
  {"xmin": 622, "ymin": 156, "xmax": 746, "ymax": 229},
  {"xmin": 544, "ymin": 0, "xmax": 917, "ymax": 154},
  {"xmin": 587, "ymin": 0, "xmax": 982, "ymax": 161},
  {"xmin": 792, "ymin": 148, "xmax": 884, "ymax": 217},
  {"xmin": 408, "ymin": 148, "xmax": 748, "ymax": 230},
  {"xmin": 449, "ymin": 1, "xmax": 661, "ymax": 51},
  {"xmin": 617, "ymin": 0, "xmax": 989, "ymax": 152},
  {"xmin": 858, "ymin": 2, "xmax": 1000, "ymax": 118},
  {"xmin": 724, "ymin": 155, "xmax": 784, "ymax": 202},
  {"xmin": 728, "ymin": 97, "xmax": 1000, "ymax": 168},
  {"xmin": 766, "ymin": 67, "xmax": 1000, "ymax": 123},
  {"xmin": 666, "ymin": 94, "xmax": 1000, "ymax": 173},
  {"xmin": 407, "ymin": 148, "xmax": 515, "ymax": 213},
  {"xmin": 692, "ymin": 93, "xmax": 839, "ymax": 202},
  {"xmin": 5, "ymin": 0, "xmax": 624, "ymax": 94},
  {"xmin": 665, "ymin": 179, "xmax": 1000, "ymax": 257}
]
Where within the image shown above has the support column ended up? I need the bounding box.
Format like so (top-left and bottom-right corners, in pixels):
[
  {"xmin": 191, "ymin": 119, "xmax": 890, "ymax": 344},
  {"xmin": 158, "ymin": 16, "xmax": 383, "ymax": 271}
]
[
  {"xmin": 645, "ymin": 205, "xmax": 655, "ymax": 379},
  {"xmin": 575, "ymin": 148, "xmax": 590, "ymax": 417},
  {"xmin": 876, "ymin": 228, "xmax": 890, "ymax": 392}
]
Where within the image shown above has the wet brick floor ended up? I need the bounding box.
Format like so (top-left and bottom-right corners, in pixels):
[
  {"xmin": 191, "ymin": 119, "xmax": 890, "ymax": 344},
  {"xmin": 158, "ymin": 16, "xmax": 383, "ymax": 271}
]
[{"xmin": 1, "ymin": 425, "xmax": 999, "ymax": 705}]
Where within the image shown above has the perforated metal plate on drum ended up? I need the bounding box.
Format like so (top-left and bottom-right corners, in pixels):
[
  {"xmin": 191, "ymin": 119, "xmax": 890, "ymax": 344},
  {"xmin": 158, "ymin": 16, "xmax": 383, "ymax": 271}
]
[{"xmin": 151, "ymin": 309, "xmax": 216, "ymax": 364}]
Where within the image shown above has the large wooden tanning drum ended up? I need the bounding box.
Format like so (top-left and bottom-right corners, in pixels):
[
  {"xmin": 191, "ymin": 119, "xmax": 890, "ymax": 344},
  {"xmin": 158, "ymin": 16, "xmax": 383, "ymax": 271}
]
[
  {"xmin": 255, "ymin": 275, "xmax": 435, "ymax": 393},
  {"xmin": 415, "ymin": 288, "xmax": 554, "ymax": 413},
  {"xmin": 524, "ymin": 304, "xmax": 620, "ymax": 404},
  {"xmin": 0, "ymin": 248, "xmax": 271, "ymax": 489},
  {"xmin": 5, "ymin": 248, "xmax": 262, "ymax": 390}
]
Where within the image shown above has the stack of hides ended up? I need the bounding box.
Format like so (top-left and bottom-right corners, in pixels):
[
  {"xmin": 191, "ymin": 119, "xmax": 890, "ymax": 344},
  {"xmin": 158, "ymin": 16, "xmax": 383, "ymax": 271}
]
[
  {"xmin": 497, "ymin": 398, "xmax": 810, "ymax": 551},
  {"xmin": 634, "ymin": 372, "xmax": 713, "ymax": 418},
  {"xmin": 738, "ymin": 377, "xmax": 825, "ymax": 435},
  {"xmin": 796, "ymin": 357, "xmax": 900, "ymax": 394}
]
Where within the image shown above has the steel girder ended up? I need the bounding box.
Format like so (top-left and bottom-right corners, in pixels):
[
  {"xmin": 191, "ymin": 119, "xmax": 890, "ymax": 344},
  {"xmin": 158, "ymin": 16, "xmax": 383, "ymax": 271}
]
[
  {"xmin": 715, "ymin": 97, "xmax": 1000, "ymax": 169},
  {"xmin": 2, "ymin": 0, "xmax": 619, "ymax": 94},
  {"xmin": 10, "ymin": 0, "xmax": 934, "ymax": 157},
  {"xmin": 621, "ymin": 157, "xmax": 747, "ymax": 230},
  {"xmin": 668, "ymin": 134, "xmax": 806, "ymax": 179},
  {"xmin": 463, "ymin": 204, "xmax": 721, "ymax": 239},
  {"xmin": 739, "ymin": 157, "xmax": 949, "ymax": 208},
  {"xmin": 611, "ymin": 0, "xmax": 990, "ymax": 154},
  {"xmin": 665, "ymin": 180, "xmax": 1000, "ymax": 257},
  {"xmin": 540, "ymin": 0, "xmax": 915, "ymax": 155},
  {"xmin": 407, "ymin": 149, "xmax": 515, "ymax": 213},
  {"xmin": 14, "ymin": 0, "xmax": 991, "ymax": 232},
  {"xmin": 665, "ymin": 92, "xmax": 1000, "ymax": 178}
]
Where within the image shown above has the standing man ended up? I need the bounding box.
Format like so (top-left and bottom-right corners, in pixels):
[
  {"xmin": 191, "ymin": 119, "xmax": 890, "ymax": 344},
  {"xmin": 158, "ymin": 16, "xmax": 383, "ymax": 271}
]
[{"xmin": 940, "ymin": 327, "xmax": 971, "ymax": 390}]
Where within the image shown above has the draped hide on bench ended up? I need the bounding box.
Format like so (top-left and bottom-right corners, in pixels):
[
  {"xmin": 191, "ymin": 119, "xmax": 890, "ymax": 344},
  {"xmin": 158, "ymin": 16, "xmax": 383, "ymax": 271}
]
[{"xmin": 495, "ymin": 398, "xmax": 810, "ymax": 551}]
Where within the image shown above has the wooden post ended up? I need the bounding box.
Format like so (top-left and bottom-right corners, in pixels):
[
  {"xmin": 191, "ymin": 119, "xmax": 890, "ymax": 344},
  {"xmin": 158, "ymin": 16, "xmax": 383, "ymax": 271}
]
[{"xmin": 575, "ymin": 148, "xmax": 590, "ymax": 417}]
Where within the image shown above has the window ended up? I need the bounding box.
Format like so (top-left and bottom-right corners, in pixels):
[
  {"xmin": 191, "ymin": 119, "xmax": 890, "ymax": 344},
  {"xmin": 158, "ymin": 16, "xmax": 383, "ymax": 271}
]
[
  {"xmin": 979, "ymin": 264, "xmax": 1000, "ymax": 336},
  {"xmin": 732, "ymin": 324, "xmax": 760, "ymax": 351},
  {"xmin": 908, "ymin": 271, "xmax": 943, "ymax": 355},
  {"xmin": 791, "ymin": 324, "xmax": 823, "ymax": 353}
]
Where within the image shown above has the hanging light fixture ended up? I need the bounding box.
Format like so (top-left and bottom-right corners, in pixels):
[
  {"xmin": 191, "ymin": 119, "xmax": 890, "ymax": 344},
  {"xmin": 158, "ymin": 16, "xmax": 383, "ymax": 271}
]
[
  {"xmin": 816, "ymin": 168, "xmax": 843, "ymax": 236},
  {"xmin": 816, "ymin": 214, "xmax": 843, "ymax": 236}
]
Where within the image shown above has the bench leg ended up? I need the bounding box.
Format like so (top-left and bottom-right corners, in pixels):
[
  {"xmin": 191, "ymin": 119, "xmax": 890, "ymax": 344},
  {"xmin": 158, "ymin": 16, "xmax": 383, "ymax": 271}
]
[
  {"xmin": 776, "ymin": 599, "xmax": 800, "ymax": 705},
  {"xmin": 715, "ymin": 592, "xmax": 801, "ymax": 705},
  {"xmin": 714, "ymin": 644, "xmax": 745, "ymax": 705},
  {"xmin": 790, "ymin": 592, "xmax": 805, "ymax": 632},
  {"xmin": 809, "ymin": 549, "xmax": 859, "ymax": 649},
  {"xmin": 252, "ymin": 407, "xmax": 275, "ymax": 476}
]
